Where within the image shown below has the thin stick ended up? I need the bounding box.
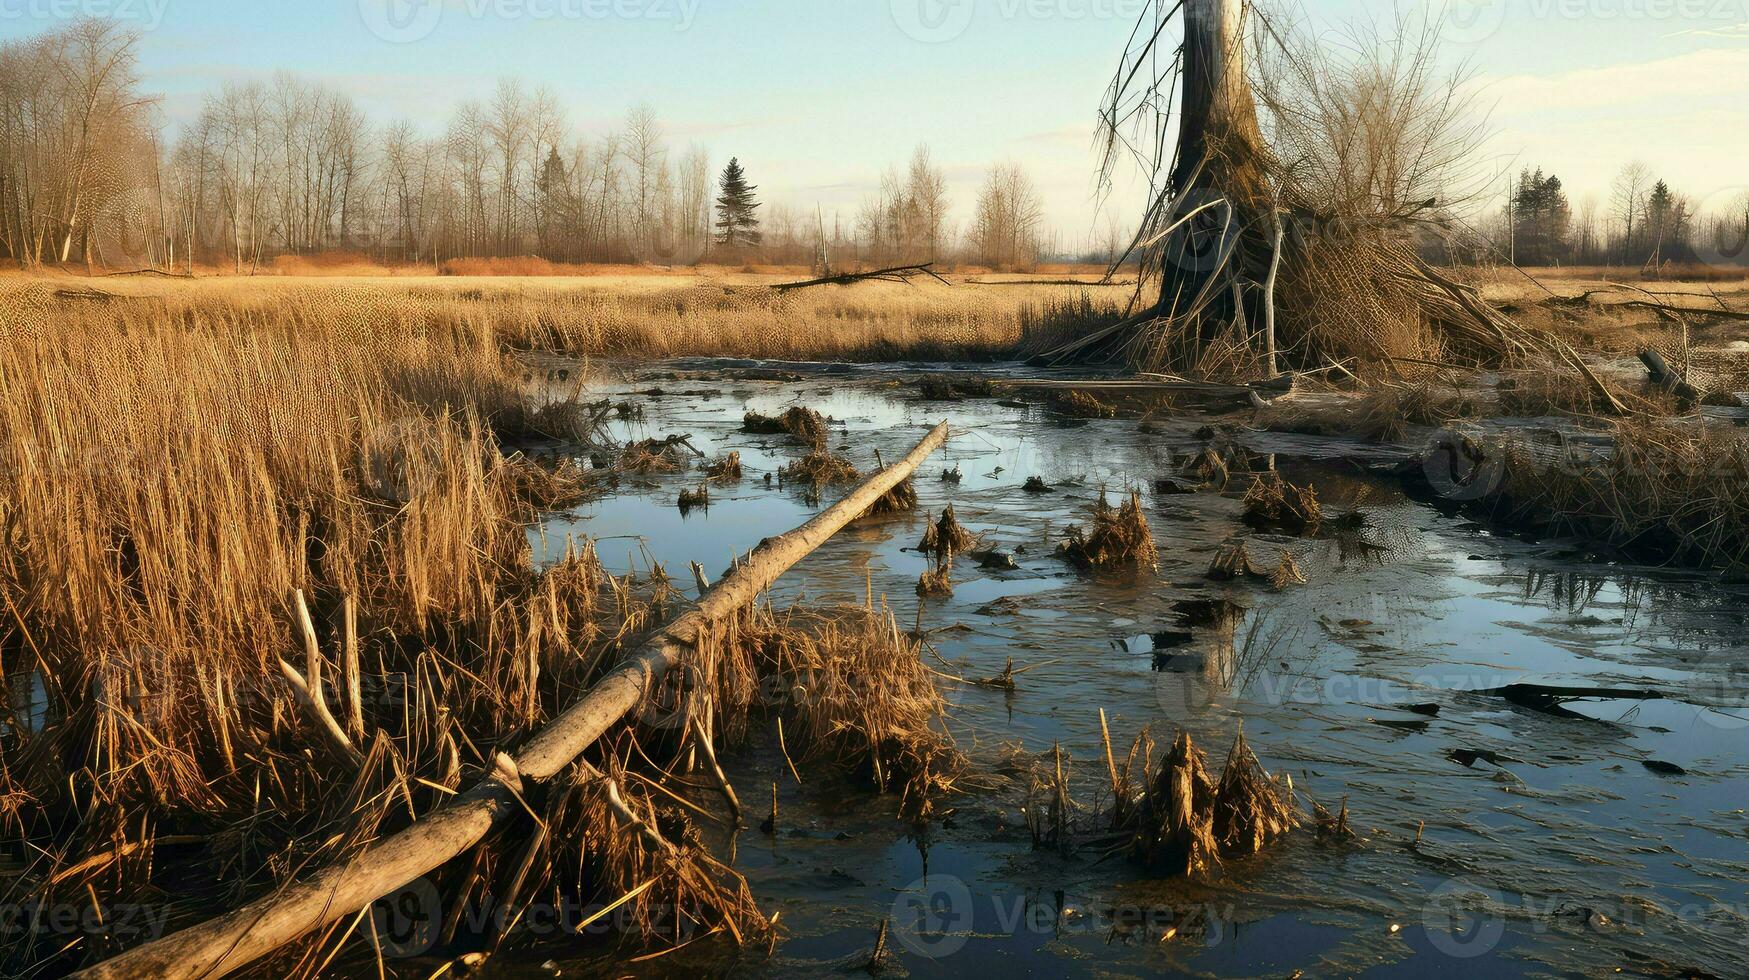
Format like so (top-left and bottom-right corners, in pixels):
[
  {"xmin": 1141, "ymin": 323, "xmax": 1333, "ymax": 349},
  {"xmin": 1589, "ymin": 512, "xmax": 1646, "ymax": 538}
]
[
  {"xmin": 776, "ymin": 717, "xmax": 802, "ymax": 785},
  {"xmin": 1099, "ymin": 708, "xmax": 1121, "ymax": 804},
  {"xmin": 342, "ymin": 595, "xmax": 364, "ymax": 743}
]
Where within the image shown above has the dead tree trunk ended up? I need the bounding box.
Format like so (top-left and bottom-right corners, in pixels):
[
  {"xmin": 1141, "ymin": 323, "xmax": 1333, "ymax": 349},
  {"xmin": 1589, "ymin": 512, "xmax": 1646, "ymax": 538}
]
[
  {"xmin": 1156, "ymin": 0, "xmax": 1273, "ymax": 360},
  {"xmin": 1172, "ymin": 0, "xmax": 1267, "ymax": 199}
]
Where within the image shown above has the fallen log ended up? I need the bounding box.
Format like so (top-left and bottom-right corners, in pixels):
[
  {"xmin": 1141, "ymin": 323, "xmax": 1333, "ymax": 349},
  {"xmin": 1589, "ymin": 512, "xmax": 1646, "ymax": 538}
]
[
  {"xmin": 772, "ymin": 263, "xmax": 950, "ymax": 291},
  {"xmin": 1638, "ymin": 348, "xmax": 1703, "ymax": 402},
  {"xmin": 1000, "ymin": 374, "xmax": 1295, "ymax": 406},
  {"xmin": 73, "ymin": 421, "xmax": 951, "ymax": 980}
]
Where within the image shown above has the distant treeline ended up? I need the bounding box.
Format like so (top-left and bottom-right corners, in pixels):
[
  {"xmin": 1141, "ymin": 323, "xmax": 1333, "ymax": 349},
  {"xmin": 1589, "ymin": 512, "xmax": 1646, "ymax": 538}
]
[
  {"xmin": 0, "ymin": 20, "xmax": 1081, "ymax": 274},
  {"xmin": 1425, "ymin": 164, "xmax": 1749, "ymax": 271}
]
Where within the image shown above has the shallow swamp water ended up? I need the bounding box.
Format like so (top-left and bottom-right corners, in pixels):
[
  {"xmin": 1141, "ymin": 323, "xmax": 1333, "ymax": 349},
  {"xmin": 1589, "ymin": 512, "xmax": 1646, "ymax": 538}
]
[{"xmin": 504, "ymin": 361, "xmax": 1748, "ymax": 979}]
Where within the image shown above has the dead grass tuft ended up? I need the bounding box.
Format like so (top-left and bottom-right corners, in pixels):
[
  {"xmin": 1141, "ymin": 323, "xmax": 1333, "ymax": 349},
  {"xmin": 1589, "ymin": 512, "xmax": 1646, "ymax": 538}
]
[
  {"xmin": 864, "ymin": 477, "xmax": 918, "ymax": 517},
  {"xmin": 744, "ymin": 406, "xmax": 828, "ymax": 445},
  {"xmin": 1058, "ymin": 491, "xmax": 1158, "ymax": 571},
  {"xmin": 1050, "ymin": 389, "xmax": 1118, "ymax": 419},
  {"xmin": 1109, "ymin": 728, "xmax": 1300, "ymax": 878},
  {"xmin": 1242, "ymin": 472, "xmax": 1323, "ymax": 535},
  {"xmin": 705, "ymin": 451, "xmax": 743, "ymax": 481},
  {"xmin": 726, "ymin": 601, "xmax": 964, "ymax": 822}
]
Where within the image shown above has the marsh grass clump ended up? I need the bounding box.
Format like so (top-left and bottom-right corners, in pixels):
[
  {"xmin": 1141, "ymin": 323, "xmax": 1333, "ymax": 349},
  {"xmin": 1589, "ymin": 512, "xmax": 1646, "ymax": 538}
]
[
  {"xmin": 1208, "ymin": 541, "xmax": 1263, "ymax": 581},
  {"xmin": 917, "ymin": 374, "xmax": 997, "ymax": 401},
  {"xmin": 536, "ymin": 745, "xmax": 773, "ymax": 951},
  {"xmin": 744, "ymin": 406, "xmax": 828, "ymax": 444},
  {"xmin": 1108, "ymin": 728, "xmax": 1300, "ymax": 878},
  {"xmin": 916, "ymin": 563, "xmax": 954, "ymax": 598},
  {"xmin": 864, "ymin": 477, "xmax": 918, "ymax": 517},
  {"xmin": 1023, "ymin": 744, "xmax": 1076, "ymax": 856},
  {"xmin": 1269, "ymin": 550, "xmax": 1308, "ymax": 590},
  {"xmin": 1057, "ymin": 491, "xmax": 1158, "ymax": 571},
  {"xmin": 780, "ymin": 447, "xmax": 859, "ymax": 498},
  {"xmin": 726, "ymin": 600, "xmax": 964, "ymax": 822},
  {"xmin": 1242, "ymin": 472, "xmax": 1323, "ymax": 535},
  {"xmin": 1050, "ymin": 389, "xmax": 1118, "ymax": 419},
  {"xmin": 1455, "ymin": 421, "xmax": 1749, "ymax": 574},
  {"xmin": 1257, "ymin": 382, "xmax": 1478, "ymax": 444},
  {"xmin": 705, "ymin": 451, "xmax": 743, "ymax": 481},
  {"xmin": 621, "ymin": 435, "xmax": 696, "ymax": 473}
]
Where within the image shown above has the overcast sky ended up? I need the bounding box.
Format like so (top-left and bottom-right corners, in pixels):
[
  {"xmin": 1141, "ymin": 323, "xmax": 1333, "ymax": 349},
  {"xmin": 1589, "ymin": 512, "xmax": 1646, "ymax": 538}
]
[{"xmin": 3, "ymin": 0, "xmax": 1745, "ymax": 246}]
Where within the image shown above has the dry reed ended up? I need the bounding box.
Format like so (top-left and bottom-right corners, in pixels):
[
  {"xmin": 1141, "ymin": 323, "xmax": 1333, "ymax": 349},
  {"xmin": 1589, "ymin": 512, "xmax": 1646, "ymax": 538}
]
[{"xmin": 0, "ymin": 280, "xmax": 706, "ymax": 972}]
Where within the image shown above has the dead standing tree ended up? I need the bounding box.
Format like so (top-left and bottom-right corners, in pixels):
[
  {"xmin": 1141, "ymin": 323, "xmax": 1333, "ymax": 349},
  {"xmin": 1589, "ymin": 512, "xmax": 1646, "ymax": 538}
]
[{"xmin": 1041, "ymin": 0, "xmax": 1547, "ymax": 380}]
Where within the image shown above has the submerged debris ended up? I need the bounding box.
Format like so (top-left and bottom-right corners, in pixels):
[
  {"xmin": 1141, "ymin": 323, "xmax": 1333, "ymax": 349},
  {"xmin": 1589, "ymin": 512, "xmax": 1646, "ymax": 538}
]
[
  {"xmin": 972, "ymin": 548, "xmax": 1019, "ymax": 570},
  {"xmin": 1023, "ymin": 476, "xmax": 1054, "ymax": 494},
  {"xmin": 918, "ymin": 374, "xmax": 997, "ymax": 401},
  {"xmin": 1242, "ymin": 471, "xmax": 1323, "ymax": 535},
  {"xmin": 1209, "ymin": 541, "xmax": 1305, "ymax": 589},
  {"xmin": 1058, "ymin": 491, "xmax": 1158, "ymax": 571},
  {"xmin": 744, "ymin": 405, "xmax": 829, "ymax": 444},
  {"xmin": 1192, "ymin": 447, "xmax": 1230, "ymax": 489}
]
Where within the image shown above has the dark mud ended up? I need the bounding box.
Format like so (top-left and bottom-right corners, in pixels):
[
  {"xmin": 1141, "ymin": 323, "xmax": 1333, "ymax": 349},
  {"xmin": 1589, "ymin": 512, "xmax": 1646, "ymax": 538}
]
[{"xmin": 503, "ymin": 360, "xmax": 1749, "ymax": 978}]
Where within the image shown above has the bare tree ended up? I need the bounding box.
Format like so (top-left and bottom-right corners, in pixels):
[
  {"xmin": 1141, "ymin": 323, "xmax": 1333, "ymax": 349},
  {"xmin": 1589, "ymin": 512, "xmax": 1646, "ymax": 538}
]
[
  {"xmin": 1611, "ymin": 161, "xmax": 1652, "ymax": 264},
  {"xmin": 971, "ymin": 162, "xmax": 1044, "ymax": 270},
  {"xmin": 623, "ymin": 103, "xmax": 664, "ymax": 257},
  {"xmin": 906, "ymin": 144, "xmax": 949, "ymax": 262},
  {"xmin": 677, "ymin": 143, "xmax": 711, "ymax": 259}
]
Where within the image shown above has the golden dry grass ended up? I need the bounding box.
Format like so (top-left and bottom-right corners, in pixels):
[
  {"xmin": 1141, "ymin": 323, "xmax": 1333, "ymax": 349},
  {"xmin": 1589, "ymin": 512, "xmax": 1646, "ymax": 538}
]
[
  {"xmin": 27, "ymin": 273, "xmax": 1131, "ymax": 363},
  {"xmin": 0, "ymin": 277, "xmax": 700, "ymax": 972}
]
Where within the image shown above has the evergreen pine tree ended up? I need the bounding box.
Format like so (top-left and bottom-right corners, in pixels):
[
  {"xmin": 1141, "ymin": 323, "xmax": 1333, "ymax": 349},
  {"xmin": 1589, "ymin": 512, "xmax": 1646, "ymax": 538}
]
[{"xmin": 714, "ymin": 158, "xmax": 762, "ymax": 247}]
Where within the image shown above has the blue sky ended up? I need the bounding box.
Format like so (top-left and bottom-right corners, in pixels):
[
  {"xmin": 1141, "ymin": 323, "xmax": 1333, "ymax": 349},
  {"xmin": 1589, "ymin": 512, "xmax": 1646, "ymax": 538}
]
[{"xmin": 4, "ymin": 0, "xmax": 1745, "ymax": 243}]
